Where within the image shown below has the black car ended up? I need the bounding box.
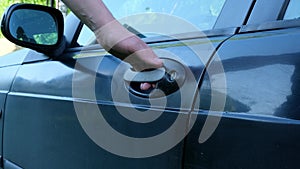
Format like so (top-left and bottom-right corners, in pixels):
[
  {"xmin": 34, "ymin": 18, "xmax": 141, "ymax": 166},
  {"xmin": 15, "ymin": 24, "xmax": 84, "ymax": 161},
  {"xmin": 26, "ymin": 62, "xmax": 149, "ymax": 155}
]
[{"xmin": 0, "ymin": 0, "xmax": 300, "ymax": 169}]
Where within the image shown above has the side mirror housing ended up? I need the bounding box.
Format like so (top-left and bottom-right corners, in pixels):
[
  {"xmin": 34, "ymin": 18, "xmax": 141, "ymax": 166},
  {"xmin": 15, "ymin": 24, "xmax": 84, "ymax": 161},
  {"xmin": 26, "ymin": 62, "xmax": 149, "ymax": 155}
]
[{"xmin": 1, "ymin": 3, "xmax": 66, "ymax": 58}]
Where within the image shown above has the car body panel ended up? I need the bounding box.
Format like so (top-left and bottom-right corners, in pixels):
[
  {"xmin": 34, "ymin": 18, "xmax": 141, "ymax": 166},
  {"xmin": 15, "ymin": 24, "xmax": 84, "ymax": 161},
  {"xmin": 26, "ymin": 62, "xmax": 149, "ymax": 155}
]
[
  {"xmin": 1, "ymin": 0, "xmax": 300, "ymax": 168},
  {"xmin": 8, "ymin": 34, "xmax": 231, "ymax": 103},
  {"xmin": 3, "ymin": 34, "xmax": 233, "ymax": 168},
  {"xmin": 0, "ymin": 65, "xmax": 21, "ymax": 163},
  {"xmin": 4, "ymin": 94, "xmax": 185, "ymax": 169},
  {"xmin": 0, "ymin": 49, "xmax": 49, "ymax": 68},
  {"xmin": 184, "ymin": 22, "xmax": 300, "ymax": 169},
  {"xmin": 184, "ymin": 113, "xmax": 300, "ymax": 169},
  {"xmin": 0, "ymin": 49, "xmax": 28, "ymax": 68}
]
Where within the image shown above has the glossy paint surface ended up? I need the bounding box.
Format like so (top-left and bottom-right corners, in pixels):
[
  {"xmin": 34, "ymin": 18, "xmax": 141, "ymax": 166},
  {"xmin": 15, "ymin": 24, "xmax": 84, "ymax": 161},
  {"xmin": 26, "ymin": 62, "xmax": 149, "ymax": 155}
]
[
  {"xmin": 184, "ymin": 26, "xmax": 300, "ymax": 169},
  {"xmin": 1, "ymin": 0, "xmax": 300, "ymax": 168},
  {"xmin": 3, "ymin": 34, "xmax": 231, "ymax": 169}
]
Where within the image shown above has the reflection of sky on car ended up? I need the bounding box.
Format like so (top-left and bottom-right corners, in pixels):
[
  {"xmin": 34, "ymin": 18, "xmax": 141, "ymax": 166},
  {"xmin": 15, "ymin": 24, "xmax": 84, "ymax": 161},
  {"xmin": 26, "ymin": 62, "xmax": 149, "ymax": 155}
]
[
  {"xmin": 103, "ymin": 0, "xmax": 225, "ymax": 31},
  {"xmin": 284, "ymin": 0, "xmax": 300, "ymax": 20},
  {"xmin": 77, "ymin": 0, "xmax": 225, "ymax": 45},
  {"xmin": 224, "ymin": 65, "xmax": 294, "ymax": 115}
]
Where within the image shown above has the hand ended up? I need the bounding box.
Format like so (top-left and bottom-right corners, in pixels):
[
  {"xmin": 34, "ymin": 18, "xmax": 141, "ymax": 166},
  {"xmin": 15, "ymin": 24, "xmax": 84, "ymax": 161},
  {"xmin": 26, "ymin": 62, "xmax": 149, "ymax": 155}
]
[
  {"xmin": 113, "ymin": 36, "xmax": 163, "ymax": 91},
  {"xmin": 95, "ymin": 23, "xmax": 163, "ymax": 91},
  {"xmin": 140, "ymin": 83, "xmax": 156, "ymax": 90},
  {"xmin": 63, "ymin": 0, "xmax": 163, "ymax": 90},
  {"xmin": 107, "ymin": 35, "xmax": 163, "ymax": 71}
]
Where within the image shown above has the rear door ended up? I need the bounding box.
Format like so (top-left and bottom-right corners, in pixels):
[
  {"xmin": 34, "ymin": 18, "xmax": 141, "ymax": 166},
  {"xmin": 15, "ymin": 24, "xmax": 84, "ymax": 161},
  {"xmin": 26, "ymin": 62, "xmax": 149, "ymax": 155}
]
[{"xmin": 184, "ymin": 0, "xmax": 300, "ymax": 168}]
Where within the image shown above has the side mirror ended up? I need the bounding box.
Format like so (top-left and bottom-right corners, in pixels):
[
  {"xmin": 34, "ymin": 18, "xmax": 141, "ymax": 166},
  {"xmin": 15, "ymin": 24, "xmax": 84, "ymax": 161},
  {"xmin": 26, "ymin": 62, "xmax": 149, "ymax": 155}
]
[{"xmin": 1, "ymin": 3, "xmax": 66, "ymax": 57}]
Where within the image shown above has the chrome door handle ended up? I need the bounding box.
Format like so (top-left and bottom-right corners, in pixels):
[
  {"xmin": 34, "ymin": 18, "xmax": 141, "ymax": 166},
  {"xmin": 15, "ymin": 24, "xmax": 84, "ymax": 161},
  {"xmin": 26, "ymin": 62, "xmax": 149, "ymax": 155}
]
[{"xmin": 123, "ymin": 58, "xmax": 186, "ymax": 98}]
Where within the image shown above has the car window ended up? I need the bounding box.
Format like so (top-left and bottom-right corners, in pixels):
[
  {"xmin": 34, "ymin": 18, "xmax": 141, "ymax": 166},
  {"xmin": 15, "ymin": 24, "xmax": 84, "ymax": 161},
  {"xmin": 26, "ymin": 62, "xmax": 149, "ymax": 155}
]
[
  {"xmin": 77, "ymin": 24, "xmax": 96, "ymax": 46},
  {"xmin": 77, "ymin": 0, "xmax": 226, "ymax": 46},
  {"xmin": 283, "ymin": 0, "xmax": 300, "ymax": 20}
]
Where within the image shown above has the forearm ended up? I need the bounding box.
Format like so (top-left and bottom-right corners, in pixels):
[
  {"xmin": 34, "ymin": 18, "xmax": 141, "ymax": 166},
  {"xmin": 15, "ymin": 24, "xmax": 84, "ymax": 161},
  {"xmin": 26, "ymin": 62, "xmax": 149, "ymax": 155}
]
[
  {"xmin": 62, "ymin": 0, "xmax": 114, "ymax": 31},
  {"xmin": 61, "ymin": 0, "xmax": 162, "ymax": 71},
  {"xmin": 62, "ymin": 0, "xmax": 134, "ymax": 52}
]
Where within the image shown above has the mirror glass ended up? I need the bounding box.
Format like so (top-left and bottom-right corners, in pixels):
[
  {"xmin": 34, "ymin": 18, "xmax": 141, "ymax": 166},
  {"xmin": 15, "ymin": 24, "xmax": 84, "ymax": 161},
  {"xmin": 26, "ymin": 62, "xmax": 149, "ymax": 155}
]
[{"xmin": 9, "ymin": 9, "xmax": 58, "ymax": 45}]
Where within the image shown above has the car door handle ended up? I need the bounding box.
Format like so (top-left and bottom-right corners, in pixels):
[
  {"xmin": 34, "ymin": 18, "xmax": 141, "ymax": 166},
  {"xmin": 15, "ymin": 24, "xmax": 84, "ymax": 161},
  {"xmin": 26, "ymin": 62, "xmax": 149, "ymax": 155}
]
[
  {"xmin": 123, "ymin": 58, "xmax": 186, "ymax": 98},
  {"xmin": 123, "ymin": 68, "xmax": 166, "ymax": 82}
]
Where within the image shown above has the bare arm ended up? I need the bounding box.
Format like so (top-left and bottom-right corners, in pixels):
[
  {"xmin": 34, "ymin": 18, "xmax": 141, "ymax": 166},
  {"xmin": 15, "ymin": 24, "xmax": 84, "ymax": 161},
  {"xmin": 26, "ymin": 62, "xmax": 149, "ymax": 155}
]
[{"xmin": 62, "ymin": 0, "xmax": 163, "ymax": 71}]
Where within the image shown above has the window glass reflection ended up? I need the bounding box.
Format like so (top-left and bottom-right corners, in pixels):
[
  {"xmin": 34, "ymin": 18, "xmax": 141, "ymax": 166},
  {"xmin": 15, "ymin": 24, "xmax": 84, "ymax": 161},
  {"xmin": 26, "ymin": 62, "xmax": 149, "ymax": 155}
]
[
  {"xmin": 77, "ymin": 0, "xmax": 226, "ymax": 46},
  {"xmin": 284, "ymin": 0, "xmax": 300, "ymax": 20}
]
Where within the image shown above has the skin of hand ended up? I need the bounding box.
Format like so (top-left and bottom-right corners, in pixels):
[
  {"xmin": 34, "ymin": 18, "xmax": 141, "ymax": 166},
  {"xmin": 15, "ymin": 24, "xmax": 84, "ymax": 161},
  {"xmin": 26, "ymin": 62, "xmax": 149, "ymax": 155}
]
[{"xmin": 62, "ymin": 0, "xmax": 163, "ymax": 90}]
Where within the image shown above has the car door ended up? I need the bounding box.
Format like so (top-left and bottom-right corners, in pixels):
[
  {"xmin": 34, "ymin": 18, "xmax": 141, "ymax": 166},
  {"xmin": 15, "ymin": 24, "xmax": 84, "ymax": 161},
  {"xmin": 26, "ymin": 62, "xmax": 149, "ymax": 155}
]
[
  {"xmin": 184, "ymin": 0, "xmax": 300, "ymax": 169},
  {"xmin": 2, "ymin": 0, "xmax": 253, "ymax": 168},
  {"xmin": 0, "ymin": 49, "xmax": 38, "ymax": 169},
  {"xmin": 0, "ymin": 63, "xmax": 22, "ymax": 169},
  {"xmin": 3, "ymin": 26, "xmax": 232, "ymax": 169}
]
